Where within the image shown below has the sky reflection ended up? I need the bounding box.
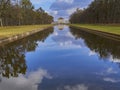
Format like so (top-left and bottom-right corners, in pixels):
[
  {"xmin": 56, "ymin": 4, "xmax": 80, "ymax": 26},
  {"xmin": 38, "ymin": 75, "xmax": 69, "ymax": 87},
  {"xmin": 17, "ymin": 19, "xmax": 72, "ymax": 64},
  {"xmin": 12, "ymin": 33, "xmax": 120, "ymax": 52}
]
[
  {"xmin": 0, "ymin": 68, "xmax": 52, "ymax": 90},
  {"xmin": 57, "ymin": 84, "xmax": 88, "ymax": 90},
  {"xmin": 0, "ymin": 26, "xmax": 120, "ymax": 90}
]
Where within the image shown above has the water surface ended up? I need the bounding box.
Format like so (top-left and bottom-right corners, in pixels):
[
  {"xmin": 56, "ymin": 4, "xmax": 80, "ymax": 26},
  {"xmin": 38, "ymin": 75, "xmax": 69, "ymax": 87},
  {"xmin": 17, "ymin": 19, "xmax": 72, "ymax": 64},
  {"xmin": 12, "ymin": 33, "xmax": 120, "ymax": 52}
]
[{"xmin": 0, "ymin": 25, "xmax": 120, "ymax": 90}]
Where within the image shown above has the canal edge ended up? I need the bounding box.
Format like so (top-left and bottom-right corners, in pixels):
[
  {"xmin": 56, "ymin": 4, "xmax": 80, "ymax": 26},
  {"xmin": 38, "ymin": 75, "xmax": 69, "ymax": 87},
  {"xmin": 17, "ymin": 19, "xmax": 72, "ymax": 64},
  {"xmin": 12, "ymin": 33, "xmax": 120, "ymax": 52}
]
[
  {"xmin": 0, "ymin": 26, "xmax": 53, "ymax": 46},
  {"xmin": 70, "ymin": 25, "xmax": 120, "ymax": 42}
]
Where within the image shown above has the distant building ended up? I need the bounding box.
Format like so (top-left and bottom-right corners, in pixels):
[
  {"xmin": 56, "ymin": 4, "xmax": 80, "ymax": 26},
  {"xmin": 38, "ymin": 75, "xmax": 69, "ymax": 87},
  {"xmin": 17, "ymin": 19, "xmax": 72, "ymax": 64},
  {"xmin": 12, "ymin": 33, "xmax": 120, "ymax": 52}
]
[
  {"xmin": 52, "ymin": 18, "xmax": 69, "ymax": 25},
  {"xmin": 57, "ymin": 17, "xmax": 64, "ymax": 24}
]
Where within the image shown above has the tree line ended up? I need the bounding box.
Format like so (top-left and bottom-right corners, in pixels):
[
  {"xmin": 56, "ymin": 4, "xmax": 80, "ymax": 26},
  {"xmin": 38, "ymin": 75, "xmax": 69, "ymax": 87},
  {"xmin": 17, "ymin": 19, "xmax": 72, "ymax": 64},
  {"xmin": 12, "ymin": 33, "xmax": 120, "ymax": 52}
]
[
  {"xmin": 0, "ymin": 0, "xmax": 53, "ymax": 26},
  {"xmin": 70, "ymin": 0, "xmax": 120, "ymax": 24}
]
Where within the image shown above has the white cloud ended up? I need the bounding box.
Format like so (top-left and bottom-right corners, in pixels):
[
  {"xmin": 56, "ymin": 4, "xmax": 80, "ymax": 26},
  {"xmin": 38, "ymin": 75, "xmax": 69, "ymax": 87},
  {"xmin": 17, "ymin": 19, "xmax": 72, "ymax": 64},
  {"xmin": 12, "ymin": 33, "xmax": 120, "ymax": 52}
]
[
  {"xmin": 51, "ymin": 10, "xmax": 58, "ymax": 15},
  {"xmin": 30, "ymin": 0, "xmax": 54, "ymax": 5},
  {"xmin": 30, "ymin": 0, "xmax": 41, "ymax": 4},
  {"xmin": 30, "ymin": 0, "xmax": 93, "ymax": 20},
  {"xmin": 0, "ymin": 68, "xmax": 52, "ymax": 90},
  {"xmin": 67, "ymin": 8, "xmax": 77, "ymax": 15},
  {"xmin": 58, "ymin": 0, "xmax": 74, "ymax": 4}
]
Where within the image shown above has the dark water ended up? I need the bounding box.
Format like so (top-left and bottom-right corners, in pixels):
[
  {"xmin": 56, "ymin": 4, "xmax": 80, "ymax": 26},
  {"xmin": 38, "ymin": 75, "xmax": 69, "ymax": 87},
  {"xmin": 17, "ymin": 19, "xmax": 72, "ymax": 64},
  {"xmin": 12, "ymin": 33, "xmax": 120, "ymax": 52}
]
[{"xmin": 0, "ymin": 25, "xmax": 120, "ymax": 90}]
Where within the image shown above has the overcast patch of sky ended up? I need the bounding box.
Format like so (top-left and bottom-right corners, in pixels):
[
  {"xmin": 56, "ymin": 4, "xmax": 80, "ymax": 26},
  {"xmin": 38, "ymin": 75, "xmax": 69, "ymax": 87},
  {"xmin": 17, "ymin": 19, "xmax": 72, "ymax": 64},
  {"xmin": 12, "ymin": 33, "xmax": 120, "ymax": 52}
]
[
  {"xmin": 30, "ymin": 0, "xmax": 55, "ymax": 10},
  {"xmin": 30, "ymin": 0, "xmax": 93, "ymax": 20}
]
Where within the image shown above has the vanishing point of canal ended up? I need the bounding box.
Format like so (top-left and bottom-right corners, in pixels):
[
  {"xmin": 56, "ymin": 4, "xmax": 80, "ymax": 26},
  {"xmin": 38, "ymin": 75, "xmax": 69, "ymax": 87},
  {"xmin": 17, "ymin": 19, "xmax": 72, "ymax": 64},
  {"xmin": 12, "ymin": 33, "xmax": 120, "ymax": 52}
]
[{"xmin": 0, "ymin": 25, "xmax": 120, "ymax": 90}]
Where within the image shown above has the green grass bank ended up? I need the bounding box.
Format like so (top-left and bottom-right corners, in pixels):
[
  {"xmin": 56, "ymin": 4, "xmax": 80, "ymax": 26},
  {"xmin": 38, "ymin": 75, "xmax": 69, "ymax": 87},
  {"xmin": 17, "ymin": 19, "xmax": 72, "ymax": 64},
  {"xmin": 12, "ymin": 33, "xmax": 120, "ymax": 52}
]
[
  {"xmin": 70, "ymin": 24, "xmax": 120, "ymax": 35},
  {"xmin": 0, "ymin": 24, "xmax": 52, "ymax": 39}
]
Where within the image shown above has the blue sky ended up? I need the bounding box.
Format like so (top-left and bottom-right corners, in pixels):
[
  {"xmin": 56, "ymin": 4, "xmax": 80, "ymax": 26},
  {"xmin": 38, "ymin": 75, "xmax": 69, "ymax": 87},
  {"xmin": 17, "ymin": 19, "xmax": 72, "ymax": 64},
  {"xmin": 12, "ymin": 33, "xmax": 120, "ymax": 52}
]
[{"xmin": 30, "ymin": 0, "xmax": 93, "ymax": 21}]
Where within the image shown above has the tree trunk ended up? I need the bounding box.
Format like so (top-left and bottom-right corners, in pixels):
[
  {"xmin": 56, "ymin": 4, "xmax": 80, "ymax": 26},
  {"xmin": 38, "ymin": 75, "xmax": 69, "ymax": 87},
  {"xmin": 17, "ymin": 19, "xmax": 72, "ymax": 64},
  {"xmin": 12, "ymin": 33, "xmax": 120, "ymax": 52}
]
[
  {"xmin": 19, "ymin": 18, "xmax": 21, "ymax": 26},
  {"xmin": 0, "ymin": 18, "xmax": 3, "ymax": 27}
]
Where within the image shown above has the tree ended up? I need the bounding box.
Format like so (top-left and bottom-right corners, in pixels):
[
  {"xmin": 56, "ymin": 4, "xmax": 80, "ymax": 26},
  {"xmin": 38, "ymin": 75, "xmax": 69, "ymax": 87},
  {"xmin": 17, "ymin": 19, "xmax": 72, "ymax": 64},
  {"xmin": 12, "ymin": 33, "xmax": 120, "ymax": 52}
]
[
  {"xmin": 0, "ymin": 0, "xmax": 53, "ymax": 26},
  {"xmin": 0, "ymin": 0, "xmax": 10, "ymax": 26},
  {"xmin": 69, "ymin": 0, "xmax": 120, "ymax": 24}
]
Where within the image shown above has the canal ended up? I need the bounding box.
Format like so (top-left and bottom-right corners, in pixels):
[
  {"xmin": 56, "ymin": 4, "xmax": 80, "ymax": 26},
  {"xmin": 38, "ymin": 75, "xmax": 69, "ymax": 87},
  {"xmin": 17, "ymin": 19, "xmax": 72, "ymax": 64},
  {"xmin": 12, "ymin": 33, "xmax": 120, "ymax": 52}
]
[{"xmin": 0, "ymin": 25, "xmax": 120, "ymax": 90}]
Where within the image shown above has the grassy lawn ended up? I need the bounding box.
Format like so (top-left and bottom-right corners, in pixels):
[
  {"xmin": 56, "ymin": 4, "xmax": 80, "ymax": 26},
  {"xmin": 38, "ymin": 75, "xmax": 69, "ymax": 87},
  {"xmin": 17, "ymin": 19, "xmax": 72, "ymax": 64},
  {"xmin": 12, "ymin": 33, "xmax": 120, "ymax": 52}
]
[
  {"xmin": 0, "ymin": 24, "xmax": 52, "ymax": 39},
  {"xmin": 70, "ymin": 24, "xmax": 120, "ymax": 35}
]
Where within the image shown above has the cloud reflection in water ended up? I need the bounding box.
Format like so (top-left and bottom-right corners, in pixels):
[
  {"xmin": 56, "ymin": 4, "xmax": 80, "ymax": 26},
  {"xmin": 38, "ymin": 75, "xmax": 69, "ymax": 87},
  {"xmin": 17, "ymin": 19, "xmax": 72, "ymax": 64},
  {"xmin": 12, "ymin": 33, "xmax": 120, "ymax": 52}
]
[
  {"xmin": 0, "ymin": 68, "xmax": 52, "ymax": 90},
  {"xmin": 52, "ymin": 29, "xmax": 85, "ymax": 49},
  {"xmin": 103, "ymin": 77, "xmax": 120, "ymax": 83},
  {"xmin": 57, "ymin": 84, "xmax": 88, "ymax": 90}
]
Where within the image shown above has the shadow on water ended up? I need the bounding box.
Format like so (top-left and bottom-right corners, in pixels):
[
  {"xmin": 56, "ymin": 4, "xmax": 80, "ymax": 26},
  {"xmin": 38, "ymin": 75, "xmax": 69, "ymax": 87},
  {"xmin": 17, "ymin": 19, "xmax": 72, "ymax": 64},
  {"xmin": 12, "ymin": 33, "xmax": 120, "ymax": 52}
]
[
  {"xmin": 70, "ymin": 27, "xmax": 120, "ymax": 61},
  {"xmin": 0, "ymin": 27, "xmax": 54, "ymax": 78}
]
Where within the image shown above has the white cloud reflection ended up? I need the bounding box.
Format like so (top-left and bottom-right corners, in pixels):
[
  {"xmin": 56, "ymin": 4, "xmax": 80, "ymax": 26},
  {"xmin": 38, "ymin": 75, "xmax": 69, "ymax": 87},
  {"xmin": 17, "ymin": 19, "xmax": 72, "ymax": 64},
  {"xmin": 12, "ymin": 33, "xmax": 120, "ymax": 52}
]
[
  {"xmin": 95, "ymin": 67, "xmax": 120, "ymax": 83},
  {"xmin": 0, "ymin": 69, "xmax": 52, "ymax": 90},
  {"xmin": 106, "ymin": 67, "xmax": 118, "ymax": 74},
  {"xmin": 103, "ymin": 77, "xmax": 120, "ymax": 83},
  {"xmin": 88, "ymin": 51, "xmax": 96, "ymax": 56},
  {"xmin": 51, "ymin": 29, "xmax": 84, "ymax": 49},
  {"xmin": 95, "ymin": 67, "xmax": 118, "ymax": 76},
  {"xmin": 37, "ymin": 27, "xmax": 85, "ymax": 50},
  {"xmin": 57, "ymin": 84, "xmax": 88, "ymax": 90},
  {"xmin": 109, "ymin": 56, "xmax": 120, "ymax": 63}
]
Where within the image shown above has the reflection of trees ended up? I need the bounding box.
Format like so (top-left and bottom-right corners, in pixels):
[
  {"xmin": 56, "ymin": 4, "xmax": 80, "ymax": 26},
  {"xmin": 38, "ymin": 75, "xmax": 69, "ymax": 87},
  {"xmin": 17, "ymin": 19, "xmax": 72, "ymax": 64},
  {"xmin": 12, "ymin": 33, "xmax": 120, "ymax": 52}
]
[
  {"xmin": 0, "ymin": 28, "xmax": 53, "ymax": 78},
  {"xmin": 70, "ymin": 27, "xmax": 120, "ymax": 60}
]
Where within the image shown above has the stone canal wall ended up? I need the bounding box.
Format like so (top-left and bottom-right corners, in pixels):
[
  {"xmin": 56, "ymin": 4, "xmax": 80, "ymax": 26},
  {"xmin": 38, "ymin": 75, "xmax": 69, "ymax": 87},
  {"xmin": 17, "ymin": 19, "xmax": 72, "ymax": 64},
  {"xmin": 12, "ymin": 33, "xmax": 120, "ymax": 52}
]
[
  {"xmin": 70, "ymin": 26, "xmax": 120, "ymax": 42},
  {"xmin": 0, "ymin": 27, "xmax": 51, "ymax": 46}
]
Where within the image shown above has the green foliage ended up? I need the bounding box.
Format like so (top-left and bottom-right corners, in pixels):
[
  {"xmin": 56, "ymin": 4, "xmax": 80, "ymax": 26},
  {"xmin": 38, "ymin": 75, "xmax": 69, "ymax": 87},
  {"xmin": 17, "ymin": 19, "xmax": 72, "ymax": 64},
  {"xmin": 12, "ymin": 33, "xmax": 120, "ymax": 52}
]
[
  {"xmin": 70, "ymin": 0, "xmax": 120, "ymax": 24},
  {"xmin": 0, "ymin": 25, "xmax": 52, "ymax": 38},
  {"xmin": 0, "ymin": 0, "xmax": 53, "ymax": 26},
  {"xmin": 71, "ymin": 24, "xmax": 120, "ymax": 35}
]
